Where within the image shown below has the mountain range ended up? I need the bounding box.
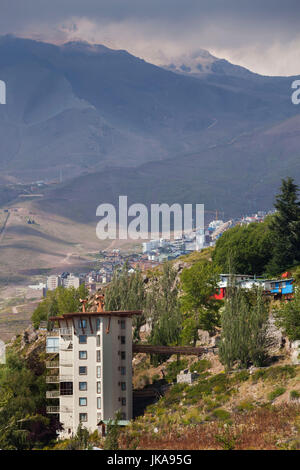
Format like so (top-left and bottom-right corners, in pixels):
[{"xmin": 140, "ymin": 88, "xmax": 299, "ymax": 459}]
[{"xmin": 0, "ymin": 35, "xmax": 300, "ymax": 223}]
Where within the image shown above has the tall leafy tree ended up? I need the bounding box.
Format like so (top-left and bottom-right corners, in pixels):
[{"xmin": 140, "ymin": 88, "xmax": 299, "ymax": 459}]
[
  {"xmin": 148, "ymin": 262, "xmax": 182, "ymax": 348},
  {"xmin": 212, "ymin": 218, "xmax": 273, "ymax": 275},
  {"xmin": 180, "ymin": 260, "xmax": 221, "ymax": 343},
  {"xmin": 219, "ymin": 285, "xmax": 270, "ymax": 369},
  {"xmin": 0, "ymin": 352, "xmax": 60, "ymax": 449},
  {"xmin": 105, "ymin": 263, "xmax": 146, "ymax": 341},
  {"xmin": 274, "ymin": 286, "xmax": 300, "ymax": 341},
  {"xmin": 31, "ymin": 284, "xmax": 89, "ymax": 329}
]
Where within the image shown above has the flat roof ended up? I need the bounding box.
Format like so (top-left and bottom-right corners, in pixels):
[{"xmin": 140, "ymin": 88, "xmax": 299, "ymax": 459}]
[{"xmin": 49, "ymin": 310, "xmax": 142, "ymax": 321}]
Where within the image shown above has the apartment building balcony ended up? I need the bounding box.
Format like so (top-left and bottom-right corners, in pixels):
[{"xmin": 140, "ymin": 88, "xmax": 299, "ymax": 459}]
[
  {"xmin": 46, "ymin": 361, "xmax": 73, "ymax": 368},
  {"xmin": 46, "ymin": 390, "xmax": 60, "ymax": 399},
  {"xmin": 59, "ymin": 328, "xmax": 73, "ymax": 336},
  {"xmin": 46, "ymin": 375, "xmax": 59, "ymax": 383},
  {"xmin": 46, "ymin": 406, "xmax": 60, "ymax": 414},
  {"xmin": 46, "ymin": 330, "xmax": 59, "ymax": 337},
  {"xmin": 46, "ymin": 361, "xmax": 59, "ymax": 368},
  {"xmin": 46, "ymin": 375, "xmax": 73, "ymax": 383},
  {"xmin": 46, "ymin": 405, "xmax": 73, "ymax": 414},
  {"xmin": 46, "ymin": 328, "xmax": 72, "ymax": 336}
]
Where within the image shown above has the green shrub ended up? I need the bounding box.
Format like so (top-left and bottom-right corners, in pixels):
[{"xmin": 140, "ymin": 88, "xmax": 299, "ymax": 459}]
[
  {"xmin": 290, "ymin": 390, "xmax": 300, "ymax": 400},
  {"xmin": 212, "ymin": 408, "xmax": 231, "ymax": 421},
  {"xmin": 182, "ymin": 407, "xmax": 203, "ymax": 425},
  {"xmin": 203, "ymin": 398, "xmax": 221, "ymax": 412},
  {"xmin": 151, "ymin": 374, "xmax": 160, "ymax": 383},
  {"xmin": 236, "ymin": 400, "xmax": 255, "ymax": 412},
  {"xmin": 162, "ymin": 383, "xmax": 187, "ymax": 406},
  {"xmin": 267, "ymin": 387, "xmax": 286, "ymax": 401},
  {"xmin": 165, "ymin": 359, "xmax": 188, "ymax": 382},
  {"xmin": 190, "ymin": 359, "xmax": 212, "ymax": 374},
  {"xmin": 252, "ymin": 366, "xmax": 296, "ymax": 383},
  {"xmin": 215, "ymin": 426, "xmax": 238, "ymax": 450},
  {"xmin": 232, "ymin": 370, "xmax": 250, "ymax": 383}
]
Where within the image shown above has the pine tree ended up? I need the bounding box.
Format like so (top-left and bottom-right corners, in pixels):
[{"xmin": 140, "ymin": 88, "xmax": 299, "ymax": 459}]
[
  {"xmin": 103, "ymin": 411, "xmax": 122, "ymax": 450},
  {"xmin": 267, "ymin": 177, "xmax": 300, "ymax": 274}
]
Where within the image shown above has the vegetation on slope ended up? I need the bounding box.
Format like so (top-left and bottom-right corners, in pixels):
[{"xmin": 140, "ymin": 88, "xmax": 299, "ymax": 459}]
[{"xmin": 213, "ymin": 177, "xmax": 300, "ymax": 276}]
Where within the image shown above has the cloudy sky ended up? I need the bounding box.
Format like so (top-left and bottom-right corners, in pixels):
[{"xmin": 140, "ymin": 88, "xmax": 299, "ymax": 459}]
[{"xmin": 1, "ymin": 0, "xmax": 300, "ymax": 76}]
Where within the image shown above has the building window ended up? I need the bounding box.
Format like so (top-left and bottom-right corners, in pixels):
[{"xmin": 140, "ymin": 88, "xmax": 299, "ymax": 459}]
[
  {"xmin": 120, "ymin": 336, "xmax": 126, "ymax": 345},
  {"xmin": 79, "ymin": 382, "xmax": 87, "ymax": 391},
  {"xmin": 79, "ymin": 413, "xmax": 87, "ymax": 422},
  {"xmin": 120, "ymin": 320, "xmax": 126, "ymax": 329},
  {"xmin": 60, "ymin": 381, "xmax": 73, "ymax": 396},
  {"xmin": 121, "ymin": 397, "xmax": 126, "ymax": 406},
  {"xmin": 79, "ymin": 351, "xmax": 87, "ymax": 360},
  {"xmin": 78, "ymin": 319, "xmax": 87, "ymax": 329},
  {"xmin": 121, "ymin": 367, "xmax": 126, "ymax": 376},
  {"xmin": 79, "ymin": 366, "xmax": 87, "ymax": 375},
  {"xmin": 121, "ymin": 412, "xmax": 126, "ymax": 420},
  {"xmin": 121, "ymin": 382, "xmax": 126, "ymax": 391},
  {"xmin": 96, "ymin": 366, "xmax": 101, "ymax": 378},
  {"xmin": 97, "ymin": 397, "xmax": 101, "ymax": 409},
  {"xmin": 96, "ymin": 335, "xmax": 101, "ymax": 347},
  {"xmin": 79, "ymin": 397, "xmax": 87, "ymax": 406},
  {"xmin": 121, "ymin": 351, "xmax": 126, "ymax": 360},
  {"xmin": 97, "ymin": 381, "xmax": 101, "ymax": 394},
  {"xmin": 96, "ymin": 350, "xmax": 101, "ymax": 362},
  {"xmin": 79, "ymin": 335, "xmax": 87, "ymax": 344},
  {"xmin": 96, "ymin": 319, "xmax": 101, "ymax": 330}
]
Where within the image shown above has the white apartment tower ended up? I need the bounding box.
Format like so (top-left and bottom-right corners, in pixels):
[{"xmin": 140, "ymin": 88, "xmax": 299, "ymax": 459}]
[
  {"xmin": 46, "ymin": 275, "xmax": 61, "ymax": 291},
  {"xmin": 46, "ymin": 303, "xmax": 142, "ymax": 439}
]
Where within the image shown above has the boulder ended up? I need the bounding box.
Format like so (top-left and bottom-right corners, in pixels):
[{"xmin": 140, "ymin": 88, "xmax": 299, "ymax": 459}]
[
  {"xmin": 266, "ymin": 315, "xmax": 284, "ymax": 353},
  {"xmin": 20, "ymin": 325, "xmax": 38, "ymax": 348},
  {"xmin": 196, "ymin": 329, "xmax": 210, "ymax": 346},
  {"xmin": 291, "ymin": 340, "xmax": 300, "ymax": 365}
]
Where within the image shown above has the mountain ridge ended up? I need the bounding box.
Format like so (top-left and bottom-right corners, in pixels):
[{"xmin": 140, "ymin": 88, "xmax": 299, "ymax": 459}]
[{"xmin": 0, "ymin": 35, "xmax": 299, "ymax": 220}]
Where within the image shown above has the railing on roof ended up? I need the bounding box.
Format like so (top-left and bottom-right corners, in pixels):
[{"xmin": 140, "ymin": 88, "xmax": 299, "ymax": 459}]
[
  {"xmin": 46, "ymin": 330, "xmax": 59, "ymax": 336},
  {"xmin": 46, "ymin": 328, "xmax": 72, "ymax": 336}
]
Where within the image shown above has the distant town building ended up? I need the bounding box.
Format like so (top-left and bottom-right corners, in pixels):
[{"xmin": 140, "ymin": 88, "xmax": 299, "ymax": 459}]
[
  {"xmin": 45, "ymin": 274, "xmax": 83, "ymax": 293},
  {"xmin": 63, "ymin": 274, "xmax": 82, "ymax": 289},
  {"xmin": 47, "ymin": 275, "xmax": 62, "ymax": 291}
]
